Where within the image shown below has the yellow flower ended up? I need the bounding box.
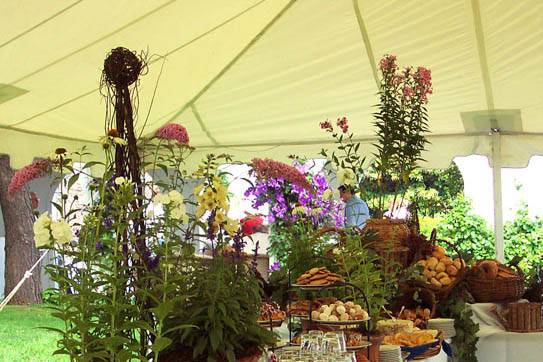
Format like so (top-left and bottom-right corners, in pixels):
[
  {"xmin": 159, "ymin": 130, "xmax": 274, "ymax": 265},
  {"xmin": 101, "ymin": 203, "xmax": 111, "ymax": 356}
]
[
  {"xmin": 170, "ymin": 205, "xmax": 187, "ymax": 220},
  {"xmin": 215, "ymin": 211, "xmax": 227, "ymax": 224},
  {"xmin": 224, "ymin": 218, "xmax": 239, "ymax": 236},
  {"xmin": 193, "ymin": 184, "xmax": 204, "ymax": 196},
  {"xmin": 195, "ymin": 206, "xmax": 206, "ymax": 218},
  {"xmin": 292, "ymin": 206, "xmax": 306, "ymax": 215},
  {"xmin": 153, "ymin": 193, "xmax": 171, "ymax": 205},
  {"xmin": 218, "ymin": 199, "xmax": 229, "ymax": 212},
  {"xmin": 203, "ymin": 188, "xmax": 215, "ymax": 201},
  {"xmin": 51, "ymin": 219, "xmax": 73, "ymax": 245},
  {"xmin": 99, "ymin": 135, "xmax": 127, "ymax": 148},
  {"xmin": 112, "ymin": 137, "xmax": 128, "ymax": 146},
  {"xmin": 33, "ymin": 212, "xmax": 52, "ymax": 248},
  {"xmin": 212, "ymin": 176, "xmax": 223, "ymax": 186},
  {"xmin": 311, "ymin": 207, "xmax": 322, "ymax": 216},
  {"xmin": 204, "ymin": 198, "xmax": 216, "ymax": 210},
  {"xmin": 322, "ymin": 189, "xmax": 333, "ymax": 200},
  {"xmin": 168, "ymin": 190, "xmax": 183, "ymax": 204},
  {"xmin": 114, "ymin": 177, "xmax": 130, "ymax": 186}
]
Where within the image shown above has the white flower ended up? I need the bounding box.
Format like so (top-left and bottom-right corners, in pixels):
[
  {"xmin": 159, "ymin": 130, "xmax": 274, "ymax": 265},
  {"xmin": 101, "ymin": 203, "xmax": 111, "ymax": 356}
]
[
  {"xmin": 153, "ymin": 193, "xmax": 171, "ymax": 205},
  {"xmin": 337, "ymin": 168, "xmax": 356, "ymax": 186},
  {"xmin": 168, "ymin": 190, "xmax": 183, "ymax": 204},
  {"xmin": 50, "ymin": 219, "xmax": 73, "ymax": 245},
  {"xmin": 147, "ymin": 210, "xmax": 155, "ymax": 219}
]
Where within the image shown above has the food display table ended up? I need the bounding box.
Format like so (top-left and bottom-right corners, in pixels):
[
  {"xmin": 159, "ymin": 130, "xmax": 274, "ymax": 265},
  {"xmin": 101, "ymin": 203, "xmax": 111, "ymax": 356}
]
[{"xmin": 469, "ymin": 303, "xmax": 543, "ymax": 362}]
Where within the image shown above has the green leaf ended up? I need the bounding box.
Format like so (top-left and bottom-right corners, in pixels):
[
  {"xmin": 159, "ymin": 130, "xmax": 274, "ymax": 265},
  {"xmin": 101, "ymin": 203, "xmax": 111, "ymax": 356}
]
[
  {"xmin": 163, "ymin": 324, "xmax": 195, "ymax": 336},
  {"xmin": 150, "ymin": 300, "xmax": 174, "ymax": 322},
  {"xmin": 152, "ymin": 336, "xmax": 172, "ymax": 353},
  {"xmin": 67, "ymin": 173, "xmax": 80, "ymax": 190}
]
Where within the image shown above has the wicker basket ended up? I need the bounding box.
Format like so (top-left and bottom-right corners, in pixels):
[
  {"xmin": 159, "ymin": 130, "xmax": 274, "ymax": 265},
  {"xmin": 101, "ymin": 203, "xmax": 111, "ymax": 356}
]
[
  {"xmin": 467, "ymin": 261, "xmax": 525, "ymax": 303},
  {"xmin": 392, "ymin": 286, "xmax": 437, "ymax": 322},
  {"xmin": 495, "ymin": 302, "xmax": 543, "ymax": 333},
  {"xmin": 363, "ymin": 219, "xmax": 411, "ymax": 268},
  {"xmin": 409, "ymin": 232, "xmax": 466, "ymax": 301},
  {"xmin": 364, "ymin": 218, "xmax": 410, "ymax": 246}
]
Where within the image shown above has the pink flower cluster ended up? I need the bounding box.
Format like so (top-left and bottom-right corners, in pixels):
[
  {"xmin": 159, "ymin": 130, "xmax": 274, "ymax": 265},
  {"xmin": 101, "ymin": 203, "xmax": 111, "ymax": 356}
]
[
  {"xmin": 336, "ymin": 116, "xmax": 349, "ymax": 133},
  {"xmin": 320, "ymin": 120, "xmax": 333, "ymax": 132},
  {"xmin": 155, "ymin": 123, "xmax": 189, "ymax": 145},
  {"xmin": 8, "ymin": 159, "xmax": 51, "ymax": 197},
  {"xmin": 413, "ymin": 66, "xmax": 433, "ymax": 103},
  {"xmin": 251, "ymin": 158, "xmax": 312, "ymax": 191},
  {"xmin": 379, "ymin": 54, "xmax": 398, "ymax": 72}
]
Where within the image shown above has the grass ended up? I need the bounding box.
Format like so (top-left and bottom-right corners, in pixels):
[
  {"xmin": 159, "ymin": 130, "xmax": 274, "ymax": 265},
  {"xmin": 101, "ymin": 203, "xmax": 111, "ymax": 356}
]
[{"xmin": 0, "ymin": 305, "xmax": 67, "ymax": 362}]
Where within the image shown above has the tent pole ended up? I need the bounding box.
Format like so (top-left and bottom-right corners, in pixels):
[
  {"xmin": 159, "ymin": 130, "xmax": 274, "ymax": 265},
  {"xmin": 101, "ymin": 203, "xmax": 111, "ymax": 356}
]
[{"xmin": 491, "ymin": 129, "xmax": 504, "ymax": 262}]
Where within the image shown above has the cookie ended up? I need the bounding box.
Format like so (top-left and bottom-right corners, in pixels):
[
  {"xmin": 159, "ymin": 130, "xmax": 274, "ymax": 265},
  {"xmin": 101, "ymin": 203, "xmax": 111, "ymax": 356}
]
[
  {"xmin": 309, "ymin": 273, "xmax": 328, "ymax": 281},
  {"xmin": 310, "ymin": 278, "xmax": 330, "ymax": 286},
  {"xmin": 308, "ymin": 268, "xmax": 320, "ymax": 275}
]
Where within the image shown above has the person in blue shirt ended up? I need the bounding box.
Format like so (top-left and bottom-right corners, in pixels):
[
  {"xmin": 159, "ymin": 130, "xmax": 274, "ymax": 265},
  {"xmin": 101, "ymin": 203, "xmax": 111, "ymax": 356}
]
[{"xmin": 338, "ymin": 185, "xmax": 370, "ymax": 228}]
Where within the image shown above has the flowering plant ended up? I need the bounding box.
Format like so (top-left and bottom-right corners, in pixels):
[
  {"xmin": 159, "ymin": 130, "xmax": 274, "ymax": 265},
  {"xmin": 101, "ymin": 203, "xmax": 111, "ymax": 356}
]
[
  {"xmin": 373, "ymin": 54, "xmax": 432, "ymax": 216},
  {"xmin": 245, "ymin": 158, "xmax": 343, "ymax": 265}
]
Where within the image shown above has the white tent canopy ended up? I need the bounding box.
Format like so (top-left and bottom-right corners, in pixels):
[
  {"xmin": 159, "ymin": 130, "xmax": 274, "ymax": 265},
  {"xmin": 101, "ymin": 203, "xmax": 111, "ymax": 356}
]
[
  {"xmin": 1, "ymin": 0, "xmax": 542, "ymax": 168},
  {"xmin": 1, "ymin": 0, "xmax": 542, "ymax": 260}
]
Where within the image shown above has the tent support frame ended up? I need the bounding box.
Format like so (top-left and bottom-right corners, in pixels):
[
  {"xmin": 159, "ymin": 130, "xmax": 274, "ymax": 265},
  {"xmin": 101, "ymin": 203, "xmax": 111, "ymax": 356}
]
[{"xmin": 491, "ymin": 129, "xmax": 504, "ymax": 262}]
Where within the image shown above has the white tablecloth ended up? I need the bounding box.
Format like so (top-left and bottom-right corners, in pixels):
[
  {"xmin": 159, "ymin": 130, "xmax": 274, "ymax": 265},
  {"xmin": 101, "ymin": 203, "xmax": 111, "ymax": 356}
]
[{"xmin": 469, "ymin": 303, "xmax": 543, "ymax": 362}]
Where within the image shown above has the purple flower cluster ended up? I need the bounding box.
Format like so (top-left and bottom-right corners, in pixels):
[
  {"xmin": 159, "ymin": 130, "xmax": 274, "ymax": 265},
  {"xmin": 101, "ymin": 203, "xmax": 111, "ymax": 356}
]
[{"xmin": 245, "ymin": 162, "xmax": 343, "ymax": 227}]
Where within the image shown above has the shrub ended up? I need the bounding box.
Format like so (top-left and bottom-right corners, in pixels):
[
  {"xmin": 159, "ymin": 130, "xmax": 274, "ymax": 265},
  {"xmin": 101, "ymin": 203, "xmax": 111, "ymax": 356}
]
[
  {"xmin": 504, "ymin": 203, "xmax": 543, "ymax": 274},
  {"xmin": 435, "ymin": 197, "xmax": 495, "ymax": 261}
]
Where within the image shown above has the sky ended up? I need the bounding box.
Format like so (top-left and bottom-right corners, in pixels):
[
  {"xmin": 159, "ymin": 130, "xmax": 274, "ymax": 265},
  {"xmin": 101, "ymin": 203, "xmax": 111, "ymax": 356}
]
[{"xmin": 455, "ymin": 155, "xmax": 543, "ymax": 225}]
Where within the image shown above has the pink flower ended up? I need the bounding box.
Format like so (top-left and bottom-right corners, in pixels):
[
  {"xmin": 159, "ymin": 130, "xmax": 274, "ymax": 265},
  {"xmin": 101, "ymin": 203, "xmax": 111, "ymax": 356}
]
[
  {"xmin": 8, "ymin": 159, "xmax": 51, "ymax": 197},
  {"xmin": 379, "ymin": 54, "xmax": 398, "ymax": 72},
  {"xmin": 320, "ymin": 120, "xmax": 333, "ymax": 132},
  {"xmin": 336, "ymin": 116, "xmax": 349, "ymax": 133},
  {"xmin": 30, "ymin": 192, "xmax": 39, "ymax": 209},
  {"xmin": 403, "ymin": 85, "xmax": 414, "ymax": 100},
  {"xmin": 251, "ymin": 158, "xmax": 312, "ymax": 191},
  {"xmin": 155, "ymin": 123, "xmax": 189, "ymax": 145},
  {"xmin": 413, "ymin": 66, "xmax": 433, "ymax": 103}
]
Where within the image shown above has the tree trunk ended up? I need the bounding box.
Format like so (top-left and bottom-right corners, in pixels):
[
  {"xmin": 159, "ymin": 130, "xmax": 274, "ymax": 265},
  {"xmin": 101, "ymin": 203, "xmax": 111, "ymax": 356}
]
[{"xmin": 0, "ymin": 155, "xmax": 42, "ymax": 304}]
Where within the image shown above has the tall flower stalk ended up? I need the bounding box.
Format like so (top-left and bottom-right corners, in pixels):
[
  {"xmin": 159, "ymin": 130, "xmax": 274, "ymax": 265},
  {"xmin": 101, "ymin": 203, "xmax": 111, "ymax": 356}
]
[{"xmin": 373, "ymin": 54, "xmax": 432, "ymax": 217}]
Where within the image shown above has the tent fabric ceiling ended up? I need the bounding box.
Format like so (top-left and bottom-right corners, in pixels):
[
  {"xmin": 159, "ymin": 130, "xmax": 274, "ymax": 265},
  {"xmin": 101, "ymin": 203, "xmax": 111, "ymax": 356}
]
[{"xmin": 0, "ymin": 0, "xmax": 542, "ymax": 169}]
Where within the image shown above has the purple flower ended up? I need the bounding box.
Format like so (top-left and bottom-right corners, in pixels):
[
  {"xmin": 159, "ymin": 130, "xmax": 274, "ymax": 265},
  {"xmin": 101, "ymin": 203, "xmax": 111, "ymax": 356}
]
[
  {"xmin": 103, "ymin": 217, "xmax": 113, "ymax": 229},
  {"xmin": 148, "ymin": 255, "xmax": 160, "ymax": 270},
  {"xmin": 268, "ymin": 261, "xmax": 281, "ymax": 273},
  {"xmin": 95, "ymin": 241, "xmax": 104, "ymax": 250}
]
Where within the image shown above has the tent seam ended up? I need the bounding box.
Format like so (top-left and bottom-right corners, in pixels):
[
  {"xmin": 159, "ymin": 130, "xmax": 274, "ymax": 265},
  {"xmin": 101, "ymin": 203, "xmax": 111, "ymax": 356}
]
[
  {"xmin": 0, "ymin": 124, "xmax": 99, "ymax": 144},
  {"xmin": 153, "ymin": 0, "xmax": 299, "ymax": 135},
  {"xmin": 352, "ymin": 0, "xmax": 380, "ymax": 89},
  {"xmin": 191, "ymin": 104, "xmax": 218, "ymax": 146},
  {"xmin": 9, "ymin": 0, "xmax": 271, "ymax": 128},
  {"xmin": 0, "ymin": 0, "xmax": 85, "ymax": 49},
  {"xmin": 471, "ymin": 0, "xmax": 495, "ymax": 112},
  {"xmin": 3, "ymin": 0, "xmax": 177, "ymax": 91},
  {"xmin": 190, "ymin": 131, "xmax": 543, "ymax": 149}
]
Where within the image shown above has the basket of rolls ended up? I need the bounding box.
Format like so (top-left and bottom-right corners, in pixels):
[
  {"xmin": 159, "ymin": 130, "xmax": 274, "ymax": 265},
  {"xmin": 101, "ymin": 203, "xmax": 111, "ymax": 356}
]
[
  {"xmin": 410, "ymin": 229, "xmax": 466, "ymax": 300},
  {"xmin": 467, "ymin": 259, "xmax": 525, "ymax": 303}
]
